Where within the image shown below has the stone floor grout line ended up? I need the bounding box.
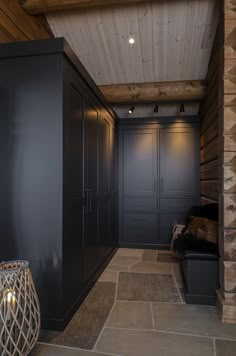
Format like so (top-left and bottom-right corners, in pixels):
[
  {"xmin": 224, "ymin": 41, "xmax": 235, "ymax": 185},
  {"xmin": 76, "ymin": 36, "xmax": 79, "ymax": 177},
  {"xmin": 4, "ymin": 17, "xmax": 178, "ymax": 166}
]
[
  {"xmin": 116, "ymin": 299, "xmax": 183, "ymax": 304},
  {"xmin": 104, "ymin": 326, "xmax": 236, "ymax": 342},
  {"xmin": 36, "ymin": 341, "xmax": 122, "ymax": 356},
  {"xmin": 171, "ymin": 263, "xmax": 184, "ymax": 304},
  {"xmin": 213, "ymin": 338, "xmax": 217, "ymax": 356},
  {"xmin": 149, "ymin": 302, "xmax": 155, "ymax": 330},
  {"xmin": 93, "ymin": 301, "xmax": 117, "ymax": 352}
]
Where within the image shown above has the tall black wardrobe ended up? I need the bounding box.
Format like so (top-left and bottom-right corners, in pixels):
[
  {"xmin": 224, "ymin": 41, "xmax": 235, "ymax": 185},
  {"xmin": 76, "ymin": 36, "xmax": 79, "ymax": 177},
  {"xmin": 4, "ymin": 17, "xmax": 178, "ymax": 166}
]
[
  {"xmin": 119, "ymin": 119, "xmax": 200, "ymax": 249},
  {"xmin": 0, "ymin": 38, "xmax": 118, "ymax": 330}
]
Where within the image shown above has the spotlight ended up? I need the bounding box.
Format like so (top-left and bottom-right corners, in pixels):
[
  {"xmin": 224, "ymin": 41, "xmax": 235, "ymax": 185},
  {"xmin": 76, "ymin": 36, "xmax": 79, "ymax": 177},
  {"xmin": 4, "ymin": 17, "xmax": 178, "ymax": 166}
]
[
  {"xmin": 154, "ymin": 104, "xmax": 159, "ymax": 113},
  {"xmin": 128, "ymin": 106, "xmax": 135, "ymax": 114},
  {"xmin": 180, "ymin": 103, "xmax": 185, "ymax": 113},
  {"xmin": 128, "ymin": 37, "xmax": 135, "ymax": 44}
]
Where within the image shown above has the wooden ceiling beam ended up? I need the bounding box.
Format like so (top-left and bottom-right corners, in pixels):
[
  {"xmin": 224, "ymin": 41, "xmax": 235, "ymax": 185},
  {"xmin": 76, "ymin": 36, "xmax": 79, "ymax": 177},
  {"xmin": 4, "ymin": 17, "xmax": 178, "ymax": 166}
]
[
  {"xmin": 99, "ymin": 81, "xmax": 207, "ymax": 104},
  {"xmin": 21, "ymin": 0, "xmax": 153, "ymax": 14},
  {"xmin": 0, "ymin": 0, "xmax": 52, "ymax": 44}
]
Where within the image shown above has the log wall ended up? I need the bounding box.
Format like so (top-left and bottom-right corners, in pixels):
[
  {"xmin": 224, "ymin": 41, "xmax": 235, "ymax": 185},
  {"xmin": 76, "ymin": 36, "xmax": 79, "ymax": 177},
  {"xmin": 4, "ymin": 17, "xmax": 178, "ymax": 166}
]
[
  {"xmin": 200, "ymin": 30, "xmax": 219, "ymax": 205},
  {"xmin": 217, "ymin": 0, "xmax": 236, "ymax": 324}
]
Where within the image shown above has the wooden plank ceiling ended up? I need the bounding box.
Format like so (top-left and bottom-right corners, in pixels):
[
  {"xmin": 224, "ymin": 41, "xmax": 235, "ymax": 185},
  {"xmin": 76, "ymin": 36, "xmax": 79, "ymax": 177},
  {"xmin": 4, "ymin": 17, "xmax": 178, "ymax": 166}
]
[{"xmin": 44, "ymin": 0, "xmax": 218, "ymax": 117}]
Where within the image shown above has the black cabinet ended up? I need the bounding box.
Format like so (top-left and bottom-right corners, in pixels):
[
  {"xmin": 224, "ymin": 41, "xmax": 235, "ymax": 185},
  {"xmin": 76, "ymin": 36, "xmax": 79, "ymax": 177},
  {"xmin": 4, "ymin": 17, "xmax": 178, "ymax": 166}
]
[
  {"xmin": 119, "ymin": 121, "xmax": 200, "ymax": 248},
  {"xmin": 84, "ymin": 100, "xmax": 100, "ymax": 281},
  {"xmin": 0, "ymin": 38, "xmax": 118, "ymax": 330}
]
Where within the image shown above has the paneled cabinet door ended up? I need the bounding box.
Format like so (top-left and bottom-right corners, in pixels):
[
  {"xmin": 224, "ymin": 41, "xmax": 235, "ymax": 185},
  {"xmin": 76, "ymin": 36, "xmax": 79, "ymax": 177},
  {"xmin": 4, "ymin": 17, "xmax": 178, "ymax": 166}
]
[
  {"xmin": 84, "ymin": 97, "xmax": 99, "ymax": 281},
  {"xmin": 123, "ymin": 129, "xmax": 158, "ymax": 197},
  {"xmin": 99, "ymin": 114, "xmax": 111, "ymax": 260},
  {"xmin": 110, "ymin": 126, "xmax": 118, "ymax": 245},
  {"xmin": 159, "ymin": 127, "xmax": 196, "ymax": 198},
  {"xmin": 63, "ymin": 72, "xmax": 84, "ymax": 310}
]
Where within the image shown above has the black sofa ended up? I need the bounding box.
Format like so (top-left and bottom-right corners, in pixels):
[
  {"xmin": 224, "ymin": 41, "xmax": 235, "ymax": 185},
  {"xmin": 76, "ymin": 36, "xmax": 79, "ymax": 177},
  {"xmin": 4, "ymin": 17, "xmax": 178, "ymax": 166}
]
[{"xmin": 173, "ymin": 204, "xmax": 220, "ymax": 305}]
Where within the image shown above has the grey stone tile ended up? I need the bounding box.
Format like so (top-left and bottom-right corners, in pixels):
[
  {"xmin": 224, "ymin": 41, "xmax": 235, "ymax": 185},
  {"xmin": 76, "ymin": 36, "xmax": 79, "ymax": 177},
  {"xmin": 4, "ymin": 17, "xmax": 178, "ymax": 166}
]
[
  {"xmin": 110, "ymin": 256, "xmax": 141, "ymax": 266},
  {"xmin": 156, "ymin": 252, "xmax": 179, "ymax": 263},
  {"xmin": 106, "ymin": 301, "xmax": 153, "ymax": 330},
  {"xmin": 141, "ymin": 249, "xmax": 156, "ymax": 261},
  {"xmin": 172, "ymin": 263, "xmax": 184, "ymax": 288},
  {"xmin": 98, "ymin": 270, "xmax": 118, "ymax": 283},
  {"xmin": 95, "ymin": 327, "xmax": 214, "ymax": 356},
  {"xmin": 106, "ymin": 264, "xmax": 129, "ymax": 272},
  {"xmin": 117, "ymin": 272, "xmax": 180, "ymax": 302},
  {"xmin": 115, "ymin": 248, "xmax": 143, "ymax": 257},
  {"xmin": 152, "ymin": 303, "xmax": 236, "ymax": 339},
  {"xmin": 38, "ymin": 330, "xmax": 61, "ymax": 343},
  {"xmin": 31, "ymin": 343, "xmax": 117, "ymax": 356},
  {"xmin": 54, "ymin": 282, "xmax": 116, "ymax": 350},
  {"xmin": 130, "ymin": 261, "xmax": 172, "ymax": 274},
  {"xmin": 215, "ymin": 339, "xmax": 236, "ymax": 356}
]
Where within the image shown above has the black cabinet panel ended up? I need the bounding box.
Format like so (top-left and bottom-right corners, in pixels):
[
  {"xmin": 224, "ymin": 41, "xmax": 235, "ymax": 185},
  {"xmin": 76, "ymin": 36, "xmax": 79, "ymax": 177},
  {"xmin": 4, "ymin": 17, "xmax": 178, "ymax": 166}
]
[
  {"xmin": 160, "ymin": 128, "xmax": 196, "ymax": 197},
  {"xmin": 124, "ymin": 129, "xmax": 158, "ymax": 196},
  {"xmin": 125, "ymin": 213, "xmax": 157, "ymax": 227},
  {"xmin": 124, "ymin": 227, "xmax": 158, "ymax": 244},
  {"xmin": 124, "ymin": 197, "xmax": 157, "ymax": 212},
  {"xmin": 84, "ymin": 100, "xmax": 99, "ymax": 280},
  {"xmin": 0, "ymin": 38, "xmax": 118, "ymax": 331},
  {"xmin": 159, "ymin": 212, "xmax": 186, "ymax": 244},
  {"xmin": 159, "ymin": 198, "xmax": 194, "ymax": 213},
  {"xmin": 99, "ymin": 115, "xmax": 112, "ymax": 259},
  {"xmin": 119, "ymin": 122, "xmax": 200, "ymax": 248},
  {"xmin": 63, "ymin": 72, "xmax": 84, "ymax": 312},
  {"xmin": 110, "ymin": 126, "xmax": 118, "ymax": 245}
]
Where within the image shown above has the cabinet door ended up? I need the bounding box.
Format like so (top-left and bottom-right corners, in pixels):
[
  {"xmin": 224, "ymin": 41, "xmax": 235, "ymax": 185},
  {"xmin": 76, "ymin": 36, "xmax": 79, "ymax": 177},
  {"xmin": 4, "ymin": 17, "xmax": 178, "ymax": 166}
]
[
  {"xmin": 160, "ymin": 127, "xmax": 196, "ymax": 197},
  {"xmin": 84, "ymin": 99, "xmax": 99, "ymax": 280},
  {"xmin": 110, "ymin": 126, "xmax": 118, "ymax": 245},
  {"xmin": 124, "ymin": 129, "xmax": 158, "ymax": 196},
  {"xmin": 99, "ymin": 114, "xmax": 111, "ymax": 259},
  {"xmin": 63, "ymin": 72, "xmax": 84, "ymax": 310},
  {"xmin": 122, "ymin": 128, "xmax": 158, "ymax": 245}
]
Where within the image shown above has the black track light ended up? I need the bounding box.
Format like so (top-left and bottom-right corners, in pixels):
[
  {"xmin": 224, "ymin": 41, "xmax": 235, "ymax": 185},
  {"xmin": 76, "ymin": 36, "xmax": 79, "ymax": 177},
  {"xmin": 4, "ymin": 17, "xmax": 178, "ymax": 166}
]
[
  {"xmin": 154, "ymin": 104, "xmax": 159, "ymax": 113},
  {"xmin": 180, "ymin": 103, "xmax": 185, "ymax": 113},
  {"xmin": 128, "ymin": 106, "xmax": 135, "ymax": 114}
]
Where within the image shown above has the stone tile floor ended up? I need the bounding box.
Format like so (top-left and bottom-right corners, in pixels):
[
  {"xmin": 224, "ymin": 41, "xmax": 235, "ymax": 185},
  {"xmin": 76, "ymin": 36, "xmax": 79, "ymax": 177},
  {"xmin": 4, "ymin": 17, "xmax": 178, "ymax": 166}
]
[{"xmin": 31, "ymin": 248, "xmax": 236, "ymax": 356}]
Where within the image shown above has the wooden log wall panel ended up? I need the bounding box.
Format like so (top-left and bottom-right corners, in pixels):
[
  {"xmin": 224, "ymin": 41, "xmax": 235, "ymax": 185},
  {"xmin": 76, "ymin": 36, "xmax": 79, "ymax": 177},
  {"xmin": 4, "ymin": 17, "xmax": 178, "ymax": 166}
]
[
  {"xmin": 200, "ymin": 119, "xmax": 218, "ymax": 149},
  {"xmin": 201, "ymin": 181, "xmax": 218, "ymax": 201},
  {"xmin": 200, "ymin": 160, "xmax": 218, "ymax": 180},
  {"xmin": 200, "ymin": 26, "xmax": 219, "ymax": 204},
  {"xmin": 217, "ymin": 0, "xmax": 236, "ymax": 324},
  {"xmin": 200, "ymin": 102, "xmax": 218, "ymax": 134},
  {"xmin": 200, "ymin": 137, "xmax": 218, "ymax": 164},
  {"xmin": 201, "ymin": 196, "xmax": 218, "ymax": 205},
  {"xmin": 0, "ymin": 0, "xmax": 51, "ymax": 43}
]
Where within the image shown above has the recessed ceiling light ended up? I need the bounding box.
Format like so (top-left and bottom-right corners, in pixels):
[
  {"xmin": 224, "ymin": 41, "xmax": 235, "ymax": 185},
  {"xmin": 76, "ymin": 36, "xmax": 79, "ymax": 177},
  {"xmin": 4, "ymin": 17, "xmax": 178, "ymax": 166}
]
[{"xmin": 128, "ymin": 37, "xmax": 135, "ymax": 44}]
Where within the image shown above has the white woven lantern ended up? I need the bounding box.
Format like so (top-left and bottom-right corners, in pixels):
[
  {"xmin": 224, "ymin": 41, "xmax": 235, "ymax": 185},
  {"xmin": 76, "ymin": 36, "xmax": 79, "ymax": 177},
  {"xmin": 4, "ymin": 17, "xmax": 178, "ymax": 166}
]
[{"xmin": 0, "ymin": 260, "xmax": 40, "ymax": 356}]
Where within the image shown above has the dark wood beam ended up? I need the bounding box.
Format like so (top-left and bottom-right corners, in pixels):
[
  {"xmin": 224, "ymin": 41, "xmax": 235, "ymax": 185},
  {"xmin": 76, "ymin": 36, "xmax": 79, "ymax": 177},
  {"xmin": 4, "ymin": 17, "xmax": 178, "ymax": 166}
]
[
  {"xmin": 0, "ymin": 0, "xmax": 52, "ymax": 43},
  {"xmin": 99, "ymin": 81, "xmax": 207, "ymax": 104},
  {"xmin": 21, "ymin": 0, "xmax": 152, "ymax": 14}
]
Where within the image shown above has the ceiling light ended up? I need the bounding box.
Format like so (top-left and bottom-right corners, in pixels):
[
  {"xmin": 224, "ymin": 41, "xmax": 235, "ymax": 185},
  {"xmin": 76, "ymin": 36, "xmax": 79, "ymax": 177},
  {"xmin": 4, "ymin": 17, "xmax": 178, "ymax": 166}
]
[
  {"xmin": 154, "ymin": 104, "xmax": 159, "ymax": 113},
  {"xmin": 180, "ymin": 103, "xmax": 185, "ymax": 113},
  {"xmin": 128, "ymin": 106, "xmax": 135, "ymax": 114},
  {"xmin": 128, "ymin": 37, "xmax": 135, "ymax": 44}
]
